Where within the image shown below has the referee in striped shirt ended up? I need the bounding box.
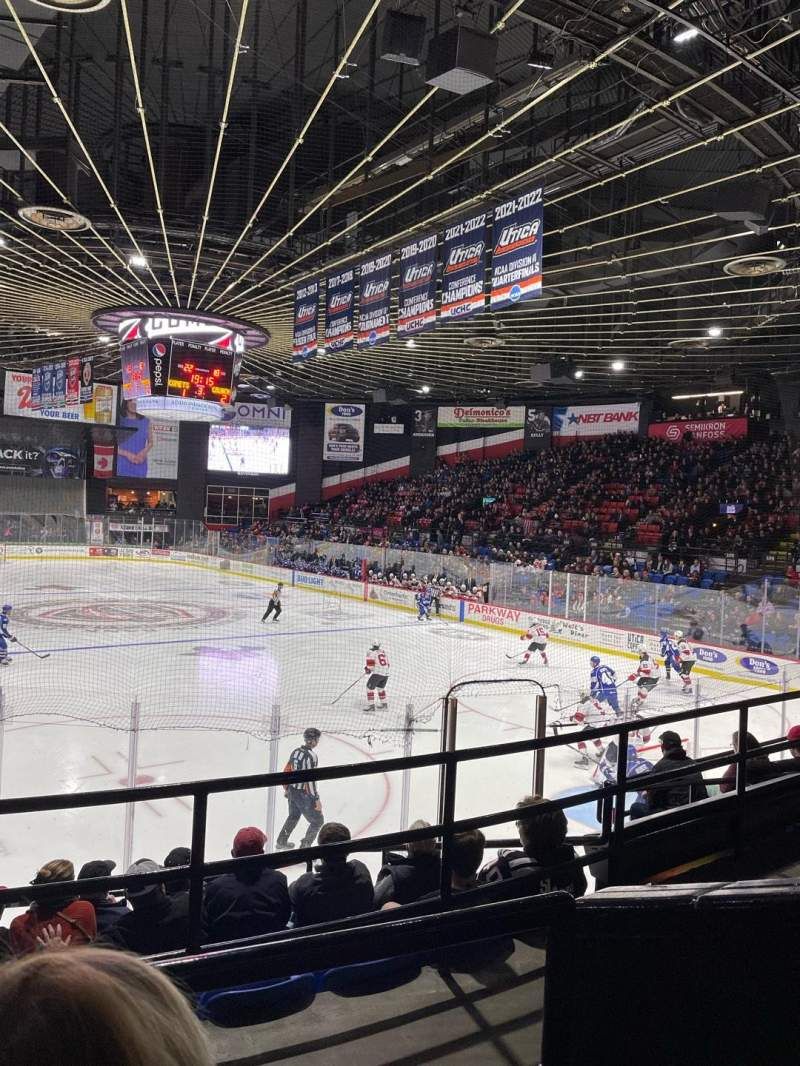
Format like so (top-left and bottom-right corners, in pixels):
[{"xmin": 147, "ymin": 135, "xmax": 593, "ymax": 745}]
[{"xmin": 276, "ymin": 727, "xmax": 324, "ymax": 850}]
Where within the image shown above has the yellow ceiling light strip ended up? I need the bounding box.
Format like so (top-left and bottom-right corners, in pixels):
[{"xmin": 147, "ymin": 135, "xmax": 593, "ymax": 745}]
[
  {"xmin": 119, "ymin": 0, "xmax": 181, "ymax": 306},
  {"xmin": 195, "ymin": 0, "xmax": 384, "ymax": 310},
  {"xmin": 3, "ymin": 0, "xmax": 168, "ymax": 304},
  {"xmin": 186, "ymin": 0, "xmax": 251, "ymax": 308}
]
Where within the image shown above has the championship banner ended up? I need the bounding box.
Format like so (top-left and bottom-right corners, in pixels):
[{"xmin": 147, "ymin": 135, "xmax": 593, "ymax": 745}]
[
  {"xmin": 553, "ymin": 402, "xmax": 640, "ymax": 440},
  {"xmin": 437, "ymin": 405, "xmax": 526, "ymax": 429},
  {"xmin": 356, "ymin": 253, "xmax": 391, "ymax": 348},
  {"xmin": 490, "ymin": 186, "xmax": 543, "ymax": 309},
  {"xmin": 323, "ymin": 403, "xmax": 365, "ymax": 462},
  {"xmin": 648, "ymin": 417, "xmax": 748, "ymax": 442},
  {"xmin": 524, "ymin": 406, "xmax": 551, "ymax": 451},
  {"xmin": 324, "ymin": 268, "xmax": 355, "ymax": 352},
  {"xmin": 292, "ymin": 279, "xmax": 319, "ymax": 362},
  {"xmin": 397, "ymin": 233, "xmax": 438, "ymax": 336},
  {"xmin": 440, "ymin": 211, "xmax": 488, "ymax": 321}
]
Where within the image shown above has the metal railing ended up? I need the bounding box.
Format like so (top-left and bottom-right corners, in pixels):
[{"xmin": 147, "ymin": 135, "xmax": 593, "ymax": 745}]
[{"xmin": 0, "ymin": 686, "xmax": 798, "ymax": 956}]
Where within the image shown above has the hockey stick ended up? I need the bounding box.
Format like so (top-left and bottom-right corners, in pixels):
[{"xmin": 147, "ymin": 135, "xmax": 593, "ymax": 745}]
[
  {"xmin": 12, "ymin": 639, "xmax": 50, "ymax": 661},
  {"xmin": 331, "ymin": 675, "xmax": 364, "ymax": 705}
]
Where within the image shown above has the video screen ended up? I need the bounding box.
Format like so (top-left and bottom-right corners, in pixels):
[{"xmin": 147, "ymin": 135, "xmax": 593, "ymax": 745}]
[{"xmin": 208, "ymin": 423, "xmax": 290, "ymax": 475}]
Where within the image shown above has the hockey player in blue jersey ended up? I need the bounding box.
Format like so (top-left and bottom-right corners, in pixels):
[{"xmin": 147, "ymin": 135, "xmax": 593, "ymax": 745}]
[
  {"xmin": 659, "ymin": 629, "xmax": 680, "ymax": 679},
  {"xmin": 416, "ymin": 586, "xmax": 433, "ymax": 621},
  {"xmin": 589, "ymin": 655, "xmax": 620, "ymax": 713},
  {"xmin": 594, "ymin": 741, "xmax": 653, "ymax": 798},
  {"xmin": 0, "ymin": 604, "xmax": 16, "ymax": 666}
]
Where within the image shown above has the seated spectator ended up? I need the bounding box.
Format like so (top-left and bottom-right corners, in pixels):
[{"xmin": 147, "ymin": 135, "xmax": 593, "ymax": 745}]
[
  {"xmin": 101, "ymin": 859, "xmax": 189, "ymax": 955},
  {"xmin": 77, "ymin": 860, "xmax": 128, "ymax": 935},
  {"xmin": 719, "ymin": 732, "xmax": 783, "ymax": 792},
  {"xmin": 420, "ymin": 829, "xmax": 486, "ymax": 900},
  {"xmin": 0, "ymin": 889, "xmax": 11, "ymax": 961},
  {"xmin": 479, "ymin": 796, "xmax": 587, "ymax": 897},
  {"xmin": 374, "ymin": 819, "xmax": 441, "ymax": 908},
  {"xmin": 10, "ymin": 861, "xmax": 96, "ymax": 956},
  {"xmin": 163, "ymin": 847, "xmax": 190, "ymax": 898},
  {"xmin": 0, "ymin": 948, "xmax": 214, "ymax": 1065},
  {"xmin": 630, "ymin": 731, "xmax": 708, "ymax": 819},
  {"xmin": 786, "ymin": 725, "xmax": 800, "ymax": 763},
  {"xmin": 204, "ymin": 827, "xmax": 290, "ymax": 943},
  {"xmin": 290, "ymin": 822, "xmax": 373, "ymax": 927}
]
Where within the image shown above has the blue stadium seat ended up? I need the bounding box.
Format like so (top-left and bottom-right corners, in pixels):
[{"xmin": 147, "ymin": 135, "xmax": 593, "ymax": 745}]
[
  {"xmin": 675, "ymin": 575, "xmax": 689, "ymax": 586},
  {"xmin": 700, "ymin": 578, "xmax": 714, "ymax": 589},
  {"xmin": 195, "ymin": 973, "xmax": 316, "ymax": 1028},
  {"xmin": 663, "ymin": 574, "xmax": 677, "ymax": 585},
  {"xmin": 649, "ymin": 573, "xmax": 663, "ymax": 583},
  {"xmin": 320, "ymin": 954, "xmax": 423, "ymax": 996},
  {"xmin": 602, "ymin": 565, "xmax": 613, "ymax": 576}
]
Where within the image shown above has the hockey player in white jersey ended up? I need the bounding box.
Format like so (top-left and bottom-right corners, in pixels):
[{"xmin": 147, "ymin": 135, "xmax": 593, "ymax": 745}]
[
  {"xmin": 627, "ymin": 652, "xmax": 661, "ymax": 713},
  {"xmin": 673, "ymin": 631, "xmax": 696, "ymax": 694},
  {"xmin": 571, "ymin": 690, "xmax": 613, "ymax": 766},
  {"xmin": 517, "ymin": 619, "xmax": 549, "ymax": 666},
  {"xmin": 364, "ymin": 642, "xmax": 390, "ymax": 712}
]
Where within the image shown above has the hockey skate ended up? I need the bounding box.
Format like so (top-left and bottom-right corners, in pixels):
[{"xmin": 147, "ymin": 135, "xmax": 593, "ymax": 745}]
[
  {"xmin": 574, "ymin": 754, "xmax": 590, "ymax": 768},
  {"xmin": 0, "ymin": 657, "xmax": 11, "ymax": 666},
  {"xmin": 275, "ymin": 839, "xmax": 295, "ymax": 851}
]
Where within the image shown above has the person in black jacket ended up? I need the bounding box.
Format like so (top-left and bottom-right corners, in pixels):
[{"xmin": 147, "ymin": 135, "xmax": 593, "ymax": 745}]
[
  {"xmin": 374, "ymin": 819, "xmax": 441, "ymax": 908},
  {"xmin": 101, "ymin": 859, "xmax": 190, "ymax": 955},
  {"xmin": 290, "ymin": 823, "xmax": 373, "ymax": 927},
  {"xmin": 479, "ymin": 796, "xmax": 587, "ymax": 897},
  {"xmin": 203, "ymin": 827, "xmax": 290, "ymax": 944},
  {"xmin": 630, "ymin": 731, "xmax": 708, "ymax": 818},
  {"xmin": 77, "ymin": 860, "xmax": 129, "ymax": 935}
]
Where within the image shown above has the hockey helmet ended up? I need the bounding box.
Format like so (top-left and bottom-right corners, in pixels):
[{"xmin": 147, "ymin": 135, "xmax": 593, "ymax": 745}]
[
  {"xmin": 639, "ymin": 651, "xmax": 649, "ymax": 661},
  {"xmin": 2, "ymin": 604, "xmax": 11, "ymax": 612},
  {"xmin": 370, "ymin": 642, "xmax": 381, "ymax": 651},
  {"xmin": 590, "ymin": 655, "xmax": 601, "ymax": 665},
  {"xmin": 673, "ymin": 630, "xmax": 683, "ymax": 639},
  {"xmin": 626, "ymin": 744, "xmax": 638, "ymax": 761}
]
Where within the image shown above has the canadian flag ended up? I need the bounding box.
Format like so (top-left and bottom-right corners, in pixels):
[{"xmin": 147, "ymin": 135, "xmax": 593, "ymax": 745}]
[{"xmin": 93, "ymin": 444, "xmax": 114, "ymax": 478}]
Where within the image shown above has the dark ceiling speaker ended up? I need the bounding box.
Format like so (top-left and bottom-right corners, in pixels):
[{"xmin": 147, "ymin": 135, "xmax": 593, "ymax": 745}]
[
  {"xmin": 426, "ymin": 24, "xmax": 498, "ymax": 95},
  {"xmin": 381, "ymin": 10, "xmax": 427, "ymax": 67}
]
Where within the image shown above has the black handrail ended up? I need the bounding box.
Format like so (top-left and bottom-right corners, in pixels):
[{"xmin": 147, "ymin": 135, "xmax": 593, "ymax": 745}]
[{"xmin": 0, "ymin": 687, "xmax": 797, "ymax": 954}]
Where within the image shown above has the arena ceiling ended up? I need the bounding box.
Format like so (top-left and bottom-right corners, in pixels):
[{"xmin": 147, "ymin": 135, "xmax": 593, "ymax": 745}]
[{"xmin": 0, "ymin": 0, "xmax": 799, "ymax": 402}]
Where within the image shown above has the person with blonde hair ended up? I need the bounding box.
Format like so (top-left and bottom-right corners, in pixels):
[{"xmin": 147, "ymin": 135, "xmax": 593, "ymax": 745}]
[{"xmin": 0, "ymin": 947, "xmax": 213, "ymax": 1066}]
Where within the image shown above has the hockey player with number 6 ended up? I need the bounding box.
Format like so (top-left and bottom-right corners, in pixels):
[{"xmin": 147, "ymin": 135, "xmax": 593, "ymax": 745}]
[
  {"xmin": 364, "ymin": 642, "xmax": 390, "ymax": 712},
  {"xmin": 673, "ymin": 631, "xmax": 696, "ymax": 695}
]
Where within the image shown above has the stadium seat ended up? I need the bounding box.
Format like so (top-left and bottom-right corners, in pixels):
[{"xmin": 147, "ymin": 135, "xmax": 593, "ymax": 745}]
[
  {"xmin": 195, "ymin": 973, "xmax": 316, "ymax": 1027},
  {"xmin": 663, "ymin": 574, "xmax": 677, "ymax": 585},
  {"xmin": 320, "ymin": 953, "xmax": 423, "ymax": 995},
  {"xmin": 700, "ymin": 578, "xmax": 714, "ymax": 589},
  {"xmin": 649, "ymin": 573, "xmax": 663, "ymax": 583},
  {"xmin": 674, "ymin": 575, "xmax": 689, "ymax": 586}
]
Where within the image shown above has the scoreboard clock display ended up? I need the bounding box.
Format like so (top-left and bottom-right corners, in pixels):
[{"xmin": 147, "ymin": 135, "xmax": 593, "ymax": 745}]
[
  {"xmin": 167, "ymin": 342, "xmax": 235, "ymax": 405},
  {"xmin": 120, "ymin": 337, "xmax": 239, "ymax": 420}
]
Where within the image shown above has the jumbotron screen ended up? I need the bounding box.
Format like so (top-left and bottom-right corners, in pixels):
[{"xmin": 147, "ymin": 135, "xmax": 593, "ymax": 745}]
[
  {"xmin": 121, "ymin": 338, "xmax": 238, "ymax": 416},
  {"xmin": 207, "ymin": 423, "xmax": 291, "ymax": 475}
]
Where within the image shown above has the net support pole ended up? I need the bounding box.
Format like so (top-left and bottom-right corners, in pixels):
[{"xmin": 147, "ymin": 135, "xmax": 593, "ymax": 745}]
[
  {"xmin": 583, "ymin": 575, "xmax": 588, "ymax": 622},
  {"xmin": 532, "ymin": 694, "xmax": 547, "ymax": 797},
  {"xmin": 122, "ymin": 699, "xmax": 141, "ymax": 872},
  {"xmin": 565, "ymin": 572, "xmax": 571, "ymax": 619},
  {"xmin": 780, "ymin": 669, "xmax": 788, "ymax": 755},
  {"xmin": 692, "ymin": 679, "xmax": 702, "ymax": 759},
  {"xmin": 0, "ymin": 686, "xmax": 5, "ymax": 800},
  {"xmin": 399, "ymin": 703, "xmax": 414, "ymax": 832},
  {"xmin": 547, "ymin": 570, "xmax": 552, "ymax": 616},
  {"xmin": 437, "ymin": 696, "xmax": 458, "ymax": 825},
  {"xmin": 760, "ymin": 577, "xmax": 768, "ymax": 653},
  {"xmin": 265, "ymin": 703, "xmax": 281, "ymax": 844}
]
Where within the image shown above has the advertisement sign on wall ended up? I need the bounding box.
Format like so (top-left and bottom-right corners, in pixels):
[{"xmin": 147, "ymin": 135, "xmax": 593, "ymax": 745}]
[
  {"xmin": 116, "ymin": 396, "xmax": 180, "ymax": 479},
  {"xmin": 440, "ymin": 211, "xmax": 488, "ymax": 321},
  {"xmin": 324, "ymin": 268, "xmax": 355, "ymax": 353},
  {"xmin": 0, "ymin": 421, "xmax": 85, "ymax": 478},
  {"xmin": 552, "ymin": 402, "xmax": 640, "ymax": 440},
  {"xmin": 220, "ymin": 403, "xmax": 292, "ymax": 428},
  {"xmin": 356, "ymin": 253, "xmax": 391, "ymax": 348},
  {"xmin": 490, "ymin": 185, "xmax": 543, "ymax": 309},
  {"xmin": 292, "ymin": 279, "xmax": 319, "ymax": 362},
  {"xmin": 437, "ymin": 405, "xmax": 526, "ymax": 429},
  {"xmin": 648, "ymin": 417, "xmax": 748, "ymax": 442},
  {"xmin": 397, "ymin": 234, "xmax": 438, "ymax": 336},
  {"xmin": 4, "ymin": 370, "xmax": 116, "ymax": 425},
  {"xmin": 323, "ymin": 403, "xmax": 365, "ymax": 462}
]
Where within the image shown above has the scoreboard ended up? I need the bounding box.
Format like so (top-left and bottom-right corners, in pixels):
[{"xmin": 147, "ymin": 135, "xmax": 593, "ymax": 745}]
[{"xmin": 121, "ymin": 338, "xmax": 238, "ymax": 419}]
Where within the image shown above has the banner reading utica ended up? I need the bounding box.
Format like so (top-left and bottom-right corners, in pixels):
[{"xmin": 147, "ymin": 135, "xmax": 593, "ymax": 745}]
[
  {"xmin": 437, "ymin": 405, "xmax": 526, "ymax": 429},
  {"xmin": 552, "ymin": 402, "xmax": 640, "ymax": 441},
  {"xmin": 324, "ymin": 268, "xmax": 355, "ymax": 353},
  {"xmin": 292, "ymin": 279, "xmax": 319, "ymax": 362},
  {"xmin": 491, "ymin": 185, "xmax": 543, "ymax": 309},
  {"xmin": 397, "ymin": 234, "xmax": 437, "ymax": 336},
  {"xmin": 356, "ymin": 253, "xmax": 391, "ymax": 348},
  {"xmin": 323, "ymin": 403, "xmax": 365, "ymax": 462},
  {"xmin": 440, "ymin": 211, "xmax": 488, "ymax": 321},
  {"xmin": 648, "ymin": 417, "xmax": 748, "ymax": 442}
]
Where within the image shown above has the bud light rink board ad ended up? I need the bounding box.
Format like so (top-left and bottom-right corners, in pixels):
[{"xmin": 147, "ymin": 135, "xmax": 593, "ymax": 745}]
[
  {"xmin": 440, "ymin": 212, "xmax": 488, "ymax": 321},
  {"xmin": 292, "ymin": 278, "xmax": 319, "ymax": 362},
  {"xmin": 323, "ymin": 403, "xmax": 365, "ymax": 462},
  {"xmin": 324, "ymin": 268, "xmax": 355, "ymax": 353},
  {"xmin": 490, "ymin": 185, "xmax": 543, "ymax": 308},
  {"xmin": 356, "ymin": 253, "xmax": 392, "ymax": 347},
  {"xmin": 397, "ymin": 234, "xmax": 438, "ymax": 336}
]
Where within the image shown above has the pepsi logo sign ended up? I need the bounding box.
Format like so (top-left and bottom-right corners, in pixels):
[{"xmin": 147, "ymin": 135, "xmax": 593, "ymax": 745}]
[{"xmin": 739, "ymin": 655, "xmax": 779, "ymax": 676}]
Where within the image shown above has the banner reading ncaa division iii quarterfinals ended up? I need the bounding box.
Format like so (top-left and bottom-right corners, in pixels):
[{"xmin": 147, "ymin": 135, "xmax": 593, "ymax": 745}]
[
  {"xmin": 292, "ymin": 279, "xmax": 319, "ymax": 362},
  {"xmin": 398, "ymin": 234, "xmax": 438, "ymax": 336},
  {"xmin": 357, "ymin": 253, "xmax": 391, "ymax": 347},
  {"xmin": 491, "ymin": 186, "xmax": 543, "ymax": 308},
  {"xmin": 440, "ymin": 211, "xmax": 487, "ymax": 321}
]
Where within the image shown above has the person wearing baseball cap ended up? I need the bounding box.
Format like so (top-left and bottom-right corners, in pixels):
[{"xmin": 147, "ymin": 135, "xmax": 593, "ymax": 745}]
[
  {"xmin": 100, "ymin": 860, "xmax": 190, "ymax": 955},
  {"xmin": 787, "ymin": 725, "xmax": 800, "ymax": 762},
  {"xmin": 203, "ymin": 827, "xmax": 290, "ymax": 944},
  {"xmin": 630, "ymin": 731, "xmax": 708, "ymax": 819},
  {"xmin": 77, "ymin": 859, "xmax": 128, "ymax": 935}
]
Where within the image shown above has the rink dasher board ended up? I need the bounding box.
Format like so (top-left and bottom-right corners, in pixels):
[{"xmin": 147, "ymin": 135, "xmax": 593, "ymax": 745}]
[{"xmin": 5, "ymin": 545, "xmax": 797, "ymax": 692}]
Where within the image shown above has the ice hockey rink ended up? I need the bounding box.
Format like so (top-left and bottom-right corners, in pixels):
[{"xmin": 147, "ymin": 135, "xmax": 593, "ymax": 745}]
[{"xmin": 0, "ymin": 556, "xmax": 797, "ymax": 895}]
